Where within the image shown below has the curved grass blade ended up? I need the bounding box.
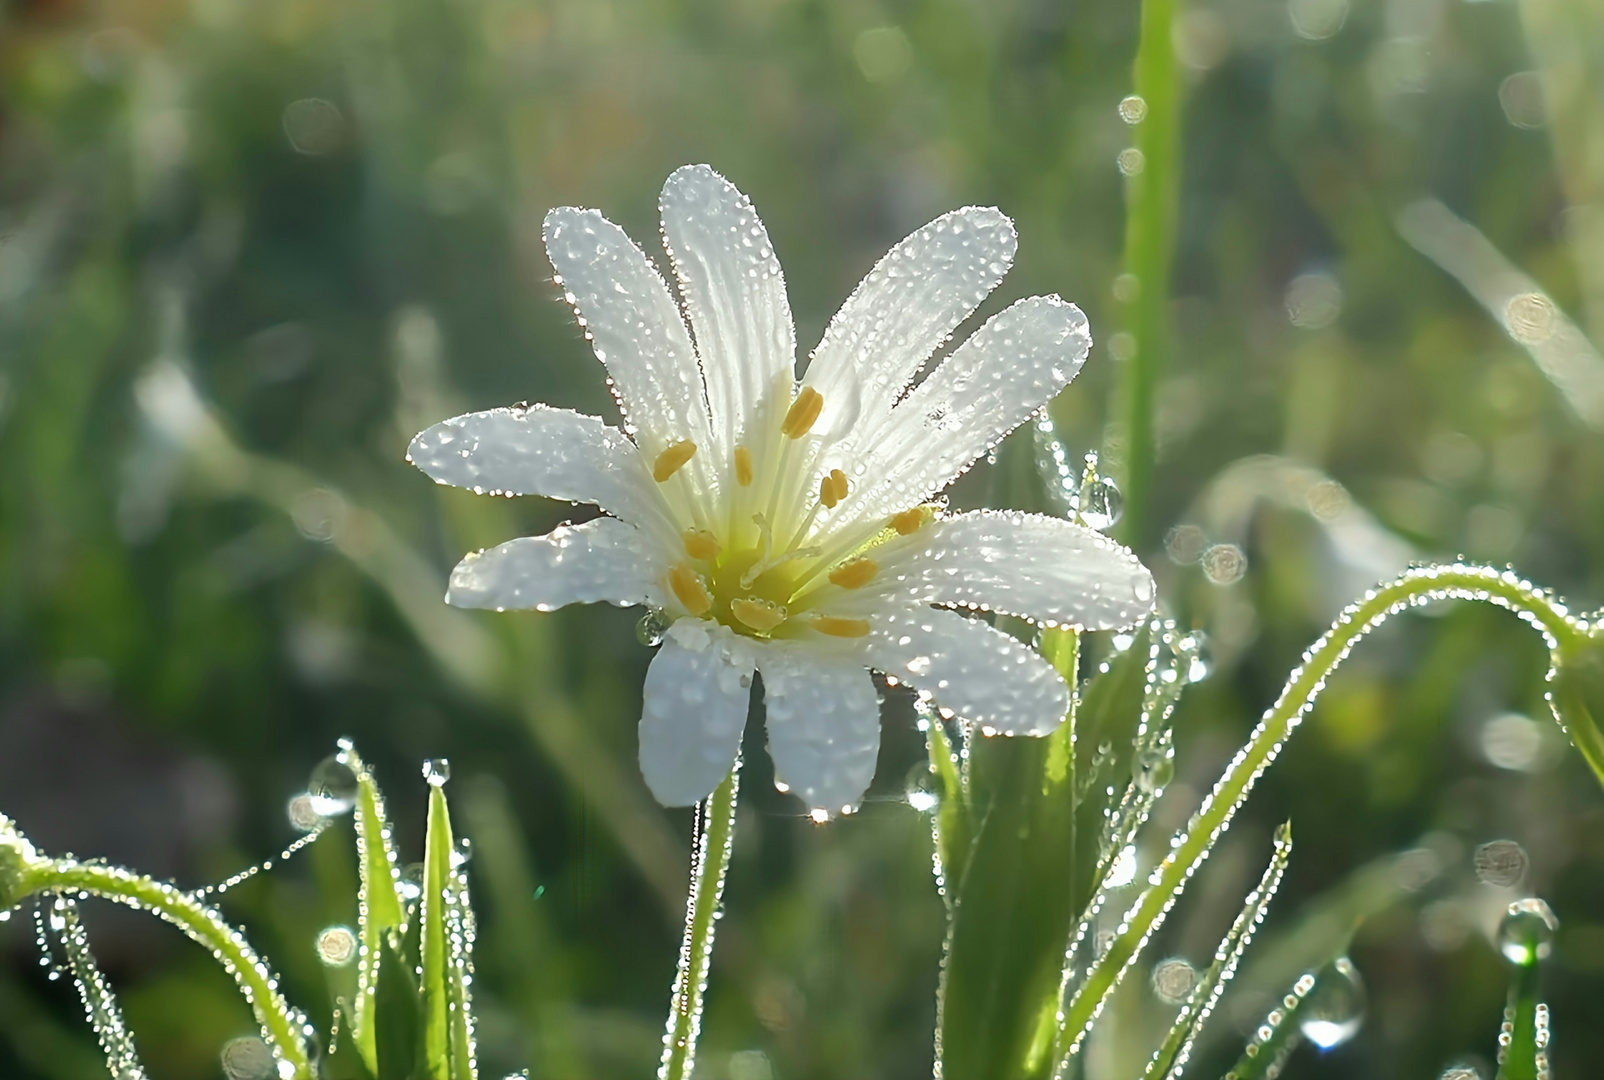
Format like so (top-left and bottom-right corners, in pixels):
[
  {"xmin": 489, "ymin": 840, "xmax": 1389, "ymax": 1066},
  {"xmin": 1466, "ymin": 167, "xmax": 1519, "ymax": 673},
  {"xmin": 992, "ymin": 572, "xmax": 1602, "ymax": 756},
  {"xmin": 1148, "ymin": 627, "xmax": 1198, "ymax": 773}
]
[
  {"xmin": 1142, "ymin": 822, "xmax": 1292, "ymax": 1080},
  {"xmin": 47, "ymin": 897, "xmax": 146, "ymax": 1080},
  {"xmin": 1222, "ymin": 957, "xmax": 1363, "ymax": 1080},
  {"xmin": 374, "ymin": 931, "xmax": 423, "ymax": 1080},
  {"xmin": 421, "ymin": 767, "xmax": 475, "ymax": 1080},
  {"xmin": 346, "ymin": 743, "xmax": 408, "ymax": 1074}
]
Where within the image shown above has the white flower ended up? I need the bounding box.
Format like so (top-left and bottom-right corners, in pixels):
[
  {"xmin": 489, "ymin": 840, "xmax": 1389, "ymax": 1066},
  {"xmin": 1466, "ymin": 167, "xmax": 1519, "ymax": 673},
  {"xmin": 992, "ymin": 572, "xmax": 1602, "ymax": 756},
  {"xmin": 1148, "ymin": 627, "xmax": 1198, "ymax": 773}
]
[{"xmin": 409, "ymin": 165, "xmax": 1155, "ymax": 816}]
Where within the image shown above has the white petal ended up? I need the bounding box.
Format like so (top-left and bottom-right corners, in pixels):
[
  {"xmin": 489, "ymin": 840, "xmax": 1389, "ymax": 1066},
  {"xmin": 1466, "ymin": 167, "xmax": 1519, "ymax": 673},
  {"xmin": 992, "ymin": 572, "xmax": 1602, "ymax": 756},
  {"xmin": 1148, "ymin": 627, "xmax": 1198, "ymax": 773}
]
[
  {"xmin": 864, "ymin": 607, "xmax": 1069, "ymax": 736},
  {"xmin": 844, "ymin": 296, "xmax": 1091, "ymax": 527},
  {"xmin": 659, "ymin": 165, "xmax": 795, "ymax": 461},
  {"xmin": 759, "ymin": 647, "xmax": 881, "ymax": 815},
  {"xmin": 542, "ymin": 208, "xmax": 717, "ymax": 477},
  {"xmin": 638, "ymin": 623, "xmax": 755, "ymax": 807},
  {"xmin": 407, "ymin": 404, "xmax": 671, "ymax": 537},
  {"xmin": 803, "ymin": 207, "xmax": 1016, "ymax": 442},
  {"xmin": 446, "ymin": 517, "xmax": 666, "ymax": 612},
  {"xmin": 845, "ymin": 510, "xmax": 1155, "ymax": 631}
]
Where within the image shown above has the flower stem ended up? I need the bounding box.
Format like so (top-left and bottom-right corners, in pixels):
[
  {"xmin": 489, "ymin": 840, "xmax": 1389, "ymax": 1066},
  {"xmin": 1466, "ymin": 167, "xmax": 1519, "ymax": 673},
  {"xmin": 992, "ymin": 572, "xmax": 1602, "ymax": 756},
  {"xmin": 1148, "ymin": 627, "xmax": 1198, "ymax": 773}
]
[
  {"xmin": 1054, "ymin": 565, "xmax": 1582, "ymax": 1067},
  {"xmin": 1113, "ymin": 0, "xmax": 1182, "ymax": 548},
  {"xmin": 12, "ymin": 855, "xmax": 312, "ymax": 1079},
  {"xmin": 659, "ymin": 762, "xmax": 741, "ymax": 1080}
]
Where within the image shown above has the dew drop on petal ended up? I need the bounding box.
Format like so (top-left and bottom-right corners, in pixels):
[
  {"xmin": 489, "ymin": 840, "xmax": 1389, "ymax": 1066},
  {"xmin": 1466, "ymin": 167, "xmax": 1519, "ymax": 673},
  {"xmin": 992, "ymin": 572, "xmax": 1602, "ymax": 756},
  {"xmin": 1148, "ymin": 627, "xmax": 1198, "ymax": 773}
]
[
  {"xmin": 637, "ymin": 609, "xmax": 669, "ymax": 647},
  {"xmin": 1297, "ymin": 957, "xmax": 1366, "ymax": 1050},
  {"xmin": 1079, "ymin": 478, "xmax": 1124, "ymax": 531},
  {"xmin": 306, "ymin": 756, "xmax": 358, "ymax": 817}
]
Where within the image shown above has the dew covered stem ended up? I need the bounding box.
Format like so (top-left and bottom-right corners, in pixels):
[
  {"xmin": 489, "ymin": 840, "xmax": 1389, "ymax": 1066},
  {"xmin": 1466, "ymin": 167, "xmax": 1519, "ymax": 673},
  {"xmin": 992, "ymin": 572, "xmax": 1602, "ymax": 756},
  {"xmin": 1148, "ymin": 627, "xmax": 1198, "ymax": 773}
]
[
  {"xmin": 16, "ymin": 857, "xmax": 313, "ymax": 1079},
  {"xmin": 1053, "ymin": 565, "xmax": 1583, "ymax": 1070},
  {"xmin": 659, "ymin": 761, "xmax": 741, "ymax": 1080}
]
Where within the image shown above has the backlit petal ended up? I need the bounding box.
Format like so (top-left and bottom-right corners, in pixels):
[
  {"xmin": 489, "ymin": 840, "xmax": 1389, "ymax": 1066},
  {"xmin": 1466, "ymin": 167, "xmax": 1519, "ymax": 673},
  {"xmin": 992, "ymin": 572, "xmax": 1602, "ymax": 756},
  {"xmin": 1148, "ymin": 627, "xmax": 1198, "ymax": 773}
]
[
  {"xmin": 842, "ymin": 510, "xmax": 1155, "ymax": 630},
  {"xmin": 864, "ymin": 607, "xmax": 1069, "ymax": 736},
  {"xmin": 638, "ymin": 622, "xmax": 755, "ymax": 806},
  {"xmin": 759, "ymin": 647, "xmax": 881, "ymax": 815},
  {"xmin": 407, "ymin": 404, "xmax": 671, "ymax": 538},
  {"xmin": 446, "ymin": 517, "xmax": 666, "ymax": 612}
]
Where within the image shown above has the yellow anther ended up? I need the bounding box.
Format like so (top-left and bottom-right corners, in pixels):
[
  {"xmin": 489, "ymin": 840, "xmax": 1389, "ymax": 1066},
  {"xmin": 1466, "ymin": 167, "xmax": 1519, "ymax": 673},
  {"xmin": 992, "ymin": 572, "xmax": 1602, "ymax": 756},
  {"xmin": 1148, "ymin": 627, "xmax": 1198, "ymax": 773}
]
[
  {"xmin": 683, "ymin": 529, "xmax": 720, "ymax": 562},
  {"xmin": 813, "ymin": 615, "xmax": 871, "ymax": 638},
  {"xmin": 819, "ymin": 469, "xmax": 849, "ymax": 509},
  {"xmin": 828, "ymin": 558, "xmax": 879, "ymax": 590},
  {"xmin": 781, "ymin": 387, "xmax": 825, "ymax": 438},
  {"xmin": 734, "ymin": 446, "xmax": 754, "ymax": 487},
  {"xmin": 730, "ymin": 597, "xmax": 788, "ymax": 634},
  {"xmin": 652, "ymin": 440, "xmax": 697, "ymax": 483},
  {"xmin": 667, "ymin": 564, "xmax": 712, "ymax": 616},
  {"xmin": 890, "ymin": 506, "xmax": 931, "ymax": 535}
]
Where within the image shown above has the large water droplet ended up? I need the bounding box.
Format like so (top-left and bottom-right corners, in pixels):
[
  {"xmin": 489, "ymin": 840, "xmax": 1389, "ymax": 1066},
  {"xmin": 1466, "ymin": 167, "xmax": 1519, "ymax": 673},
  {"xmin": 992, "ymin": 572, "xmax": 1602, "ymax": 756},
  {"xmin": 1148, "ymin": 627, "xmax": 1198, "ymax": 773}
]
[
  {"xmin": 1473, "ymin": 839, "xmax": 1528, "ymax": 888},
  {"xmin": 1497, "ymin": 897, "xmax": 1558, "ymax": 966},
  {"xmin": 905, "ymin": 765, "xmax": 940, "ymax": 813},
  {"xmin": 220, "ymin": 1035, "xmax": 276, "ymax": 1080},
  {"xmin": 316, "ymin": 925, "xmax": 357, "ymax": 966},
  {"xmin": 1133, "ymin": 748, "xmax": 1174, "ymax": 793},
  {"xmin": 423, "ymin": 759, "xmax": 451, "ymax": 787},
  {"xmin": 307, "ymin": 756, "xmax": 358, "ymax": 817},
  {"xmin": 1297, "ymin": 957, "xmax": 1366, "ymax": 1050},
  {"xmin": 1151, "ymin": 957, "xmax": 1197, "ymax": 1004},
  {"xmin": 1080, "ymin": 478, "xmax": 1123, "ymax": 531},
  {"xmin": 637, "ymin": 609, "xmax": 668, "ymax": 647}
]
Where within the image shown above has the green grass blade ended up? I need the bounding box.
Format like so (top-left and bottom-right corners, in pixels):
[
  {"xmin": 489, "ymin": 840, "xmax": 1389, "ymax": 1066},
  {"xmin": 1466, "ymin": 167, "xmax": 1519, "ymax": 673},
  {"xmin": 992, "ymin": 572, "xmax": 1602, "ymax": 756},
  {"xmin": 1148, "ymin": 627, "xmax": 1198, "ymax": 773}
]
[
  {"xmin": 1142, "ymin": 822, "xmax": 1292, "ymax": 1080},
  {"xmin": 421, "ymin": 771, "xmax": 456, "ymax": 1080},
  {"xmin": 346, "ymin": 744, "xmax": 407, "ymax": 1075},
  {"xmin": 374, "ymin": 932, "xmax": 423, "ymax": 1080}
]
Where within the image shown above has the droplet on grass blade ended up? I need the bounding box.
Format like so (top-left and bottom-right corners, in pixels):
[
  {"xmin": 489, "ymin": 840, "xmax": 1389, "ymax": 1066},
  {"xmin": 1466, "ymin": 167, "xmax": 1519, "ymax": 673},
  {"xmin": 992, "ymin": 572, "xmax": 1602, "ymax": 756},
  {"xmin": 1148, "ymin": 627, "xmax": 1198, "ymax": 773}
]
[
  {"xmin": 1297, "ymin": 957, "xmax": 1366, "ymax": 1050},
  {"xmin": 307, "ymin": 756, "xmax": 359, "ymax": 817},
  {"xmin": 1498, "ymin": 898, "xmax": 1558, "ymax": 966},
  {"xmin": 1080, "ymin": 478, "xmax": 1124, "ymax": 531}
]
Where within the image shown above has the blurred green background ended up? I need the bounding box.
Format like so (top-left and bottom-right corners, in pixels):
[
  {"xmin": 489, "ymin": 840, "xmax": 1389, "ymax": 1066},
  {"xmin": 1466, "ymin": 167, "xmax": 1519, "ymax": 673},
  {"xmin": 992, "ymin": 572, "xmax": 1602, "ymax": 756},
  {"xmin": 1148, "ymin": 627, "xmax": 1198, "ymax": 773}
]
[{"xmin": 3, "ymin": 0, "xmax": 1604, "ymax": 1076}]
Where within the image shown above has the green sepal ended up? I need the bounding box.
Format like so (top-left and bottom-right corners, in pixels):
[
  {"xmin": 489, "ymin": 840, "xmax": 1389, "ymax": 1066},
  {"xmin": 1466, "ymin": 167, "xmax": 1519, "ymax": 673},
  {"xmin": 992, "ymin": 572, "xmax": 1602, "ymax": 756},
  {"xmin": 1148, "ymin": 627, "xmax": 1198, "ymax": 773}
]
[
  {"xmin": 374, "ymin": 931, "xmax": 424, "ymax": 1080},
  {"xmin": 1547, "ymin": 629, "xmax": 1604, "ymax": 795}
]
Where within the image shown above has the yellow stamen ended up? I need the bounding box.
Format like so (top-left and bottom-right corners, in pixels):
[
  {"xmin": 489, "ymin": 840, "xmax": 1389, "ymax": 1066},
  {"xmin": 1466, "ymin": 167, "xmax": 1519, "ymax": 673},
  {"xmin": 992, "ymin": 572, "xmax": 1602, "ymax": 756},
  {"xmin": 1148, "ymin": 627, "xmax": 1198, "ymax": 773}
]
[
  {"xmin": 734, "ymin": 446, "xmax": 754, "ymax": 486},
  {"xmin": 683, "ymin": 529, "xmax": 719, "ymax": 562},
  {"xmin": 890, "ymin": 506, "xmax": 930, "ymax": 535},
  {"xmin": 730, "ymin": 597, "xmax": 788, "ymax": 634},
  {"xmin": 667, "ymin": 564, "xmax": 712, "ymax": 616},
  {"xmin": 813, "ymin": 615, "xmax": 871, "ymax": 638},
  {"xmin": 652, "ymin": 440, "xmax": 697, "ymax": 483},
  {"xmin": 780, "ymin": 387, "xmax": 824, "ymax": 438},
  {"xmin": 828, "ymin": 558, "xmax": 878, "ymax": 589},
  {"xmin": 819, "ymin": 469, "xmax": 849, "ymax": 509}
]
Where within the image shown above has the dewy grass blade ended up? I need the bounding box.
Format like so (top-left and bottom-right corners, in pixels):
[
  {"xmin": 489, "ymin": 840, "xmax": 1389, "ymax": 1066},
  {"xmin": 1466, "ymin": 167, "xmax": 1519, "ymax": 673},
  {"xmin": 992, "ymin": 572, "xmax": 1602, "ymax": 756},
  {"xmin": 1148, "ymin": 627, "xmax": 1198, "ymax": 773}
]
[
  {"xmin": 660, "ymin": 762, "xmax": 741, "ymax": 1080},
  {"xmin": 346, "ymin": 743, "xmax": 408, "ymax": 1074},
  {"xmin": 1051, "ymin": 565, "xmax": 1586, "ymax": 1073},
  {"xmin": 48, "ymin": 897, "xmax": 147, "ymax": 1080},
  {"xmin": 421, "ymin": 765, "xmax": 458, "ymax": 1080},
  {"xmin": 1141, "ymin": 822, "xmax": 1292, "ymax": 1080},
  {"xmin": 1495, "ymin": 899, "xmax": 1558, "ymax": 1080}
]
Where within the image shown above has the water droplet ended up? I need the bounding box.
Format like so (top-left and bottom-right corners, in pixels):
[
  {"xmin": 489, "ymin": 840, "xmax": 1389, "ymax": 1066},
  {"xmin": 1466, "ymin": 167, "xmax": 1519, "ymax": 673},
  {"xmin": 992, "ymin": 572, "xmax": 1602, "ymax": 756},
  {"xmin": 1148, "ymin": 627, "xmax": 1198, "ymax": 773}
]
[
  {"xmin": 423, "ymin": 759, "xmax": 451, "ymax": 787},
  {"xmin": 1133, "ymin": 748, "xmax": 1174, "ymax": 793},
  {"xmin": 1118, "ymin": 95, "xmax": 1148, "ymax": 124},
  {"xmin": 1285, "ymin": 272, "xmax": 1343, "ymax": 329},
  {"xmin": 1151, "ymin": 957, "xmax": 1196, "ymax": 1004},
  {"xmin": 1079, "ymin": 478, "xmax": 1123, "ymax": 531},
  {"xmin": 220, "ymin": 1035, "xmax": 276, "ymax": 1080},
  {"xmin": 307, "ymin": 756, "xmax": 358, "ymax": 817},
  {"xmin": 1480, "ymin": 712, "xmax": 1547, "ymax": 772},
  {"xmin": 1297, "ymin": 957, "xmax": 1366, "ymax": 1049},
  {"xmin": 1473, "ymin": 839, "xmax": 1528, "ymax": 888},
  {"xmin": 1201, "ymin": 543, "xmax": 1248, "ymax": 585},
  {"xmin": 1504, "ymin": 292, "xmax": 1557, "ymax": 344},
  {"xmin": 286, "ymin": 794, "xmax": 323, "ymax": 832},
  {"xmin": 1107, "ymin": 844, "xmax": 1139, "ymax": 888},
  {"xmin": 905, "ymin": 765, "xmax": 940, "ymax": 813},
  {"xmin": 636, "ymin": 609, "xmax": 668, "ymax": 647},
  {"xmin": 316, "ymin": 925, "xmax": 357, "ymax": 966},
  {"xmin": 1438, "ymin": 1064, "xmax": 1483, "ymax": 1080},
  {"xmin": 1117, "ymin": 147, "xmax": 1145, "ymax": 176},
  {"xmin": 399, "ymin": 863, "xmax": 424, "ymax": 902},
  {"xmin": 1497, "ymin": 898, "xmax": 1558, "ymax": 966},
  {"xmin": 452, "ymin": 837, "xmax": 473, "ymax": 867}
]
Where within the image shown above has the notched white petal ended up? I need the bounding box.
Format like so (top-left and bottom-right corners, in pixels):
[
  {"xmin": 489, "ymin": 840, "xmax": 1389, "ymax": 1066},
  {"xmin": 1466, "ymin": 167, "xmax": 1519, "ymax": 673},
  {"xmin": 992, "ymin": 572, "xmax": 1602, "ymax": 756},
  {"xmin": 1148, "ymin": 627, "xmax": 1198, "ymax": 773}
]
[
  {"xmin": 542, "ymin": 207, "xmax": 714, "ymax": 463},
  {"xmin": 850, "ymin": 296, "xmax": 1092, "ymax": 524},
  {"xmin": 760, "ymin": 648, "xmax": 881, "ymax": 817},
  {"xmin": 407, "ymin": 404, "xmax": 667, "ymax": 534},
  {"xmin": 861, "ymin": 510, "xmax": 1156, "ymax": 630},
  {"xmin": 659, "ymin": 164, "xmax": 795, "ymax": 457},
  {"xmin": 805, "ymin": 206, "xmax": 1017, "ymax": 437},
  {"xmin": 638, "ymin": 623, "xmax": 755, "ymax": 807},
  {"xmin": 446, "ymin": 517, "xmax": 665, "ymax": 613},
  {"xmin": 865, "ymin": 607, "xmax": 1069, "ymax": 736}
]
